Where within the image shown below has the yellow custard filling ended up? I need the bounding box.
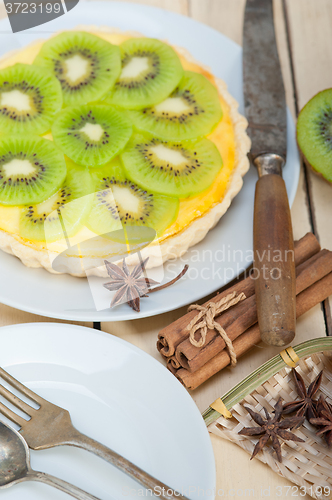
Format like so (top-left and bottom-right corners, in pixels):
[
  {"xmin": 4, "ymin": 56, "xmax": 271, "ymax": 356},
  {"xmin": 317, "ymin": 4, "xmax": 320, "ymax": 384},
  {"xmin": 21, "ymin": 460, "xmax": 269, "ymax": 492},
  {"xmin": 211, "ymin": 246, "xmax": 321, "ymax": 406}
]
[{"xmin": 0, "ymin": 32, "xmax": 236, "ymax": 252}]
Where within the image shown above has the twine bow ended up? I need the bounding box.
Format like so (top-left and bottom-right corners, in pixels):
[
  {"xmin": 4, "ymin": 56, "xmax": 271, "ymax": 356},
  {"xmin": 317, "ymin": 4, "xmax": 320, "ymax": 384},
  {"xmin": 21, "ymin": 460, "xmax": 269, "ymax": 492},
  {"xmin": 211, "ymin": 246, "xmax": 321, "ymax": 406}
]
[{"xmin": 187, "ymin": 291, "xmax": 246, "ymax": 367}]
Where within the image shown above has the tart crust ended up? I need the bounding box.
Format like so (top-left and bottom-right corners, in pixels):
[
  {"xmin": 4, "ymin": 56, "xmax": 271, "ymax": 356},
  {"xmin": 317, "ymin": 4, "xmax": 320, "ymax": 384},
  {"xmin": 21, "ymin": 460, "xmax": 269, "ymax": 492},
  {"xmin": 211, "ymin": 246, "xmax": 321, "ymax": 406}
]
[{"xmin": 0, "ymin": 26, "xmax": 251, "ymax": 277}]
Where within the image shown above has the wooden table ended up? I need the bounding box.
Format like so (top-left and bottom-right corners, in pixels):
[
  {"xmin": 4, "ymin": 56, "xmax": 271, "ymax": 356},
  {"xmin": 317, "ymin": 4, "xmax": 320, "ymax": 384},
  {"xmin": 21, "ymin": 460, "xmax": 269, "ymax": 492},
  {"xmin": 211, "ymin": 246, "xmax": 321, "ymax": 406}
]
[{"xmin": 0, "ymin": 0, "xmax": 331, "ymax": 498}]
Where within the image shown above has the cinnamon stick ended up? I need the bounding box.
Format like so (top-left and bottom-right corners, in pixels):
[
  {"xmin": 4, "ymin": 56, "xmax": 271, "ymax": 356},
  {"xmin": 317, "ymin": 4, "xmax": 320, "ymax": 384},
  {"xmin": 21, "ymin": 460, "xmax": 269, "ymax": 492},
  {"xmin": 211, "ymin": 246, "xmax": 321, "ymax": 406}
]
[
  {"xmin": 157, "ymin": 233, "xmax": 320, "ymax": 358},
  {"xmin": 176, "ymin": 248, "xmax": 332, "ymax": 373},
  {"xmin": 157, "ymin": 349, "xmax": 181, "ymax": 375},
  {"xmin": 293, "ymin": 232, "xmax": 320, "ymax": 265},
  {"xmin": 175, "ymin": 294, "xmax": 257, "ymax": 370},
  {"xmin": 166, "ymin": 356, "xmax": 181, "ymax": 375},
  {"xmin": 175, "ymin": 271, "xmax": 332, "ymax": 390},
  {"xmin": 158, "ymin": 273, "xmax": 256, "ymax": 357}
]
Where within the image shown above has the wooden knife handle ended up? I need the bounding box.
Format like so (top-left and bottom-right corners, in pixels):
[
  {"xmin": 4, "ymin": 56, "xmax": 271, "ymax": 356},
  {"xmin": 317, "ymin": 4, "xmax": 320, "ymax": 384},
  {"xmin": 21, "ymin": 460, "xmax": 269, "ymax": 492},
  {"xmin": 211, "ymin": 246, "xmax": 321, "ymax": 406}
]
[{"xmin": 253, "ymin": 174, "xmax": 296, "ymax": 346}]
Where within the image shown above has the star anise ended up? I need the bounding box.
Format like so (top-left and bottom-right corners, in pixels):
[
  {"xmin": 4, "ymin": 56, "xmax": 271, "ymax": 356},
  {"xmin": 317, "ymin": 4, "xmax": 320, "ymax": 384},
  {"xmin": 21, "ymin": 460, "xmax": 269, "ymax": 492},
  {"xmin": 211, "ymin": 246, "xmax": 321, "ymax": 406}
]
[
  {"xmin": 103, "ymin": 257, "xmax": 159, "ymax": 312},
  {"xmin": 310, "ymin": 394, "xmax": 332, "ymax": 447},
  {"xmin": 282, "ymin": 369, "xmax": 323, "ymax": 421},
  {"xmin": 104, "ymin": 257, "xmax": 188, "ymax": 312},
  {"xmin": 238, "ymin": 398, "xmax": 304, "ymax": 462}
]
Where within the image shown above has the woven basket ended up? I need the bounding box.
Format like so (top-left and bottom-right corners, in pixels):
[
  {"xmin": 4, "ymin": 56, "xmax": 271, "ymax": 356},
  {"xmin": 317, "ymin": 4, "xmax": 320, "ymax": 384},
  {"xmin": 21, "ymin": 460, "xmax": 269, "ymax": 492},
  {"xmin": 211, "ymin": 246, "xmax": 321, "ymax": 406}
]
[{"xmin": 203, "ymin": 338, "xmax": 332, "ymax": 500}]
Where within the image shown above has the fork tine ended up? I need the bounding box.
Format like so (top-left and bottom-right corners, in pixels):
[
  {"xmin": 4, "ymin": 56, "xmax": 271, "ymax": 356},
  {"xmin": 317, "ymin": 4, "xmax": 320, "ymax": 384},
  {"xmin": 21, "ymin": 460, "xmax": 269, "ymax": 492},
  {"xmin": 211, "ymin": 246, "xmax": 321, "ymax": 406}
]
[
  {"xmin": 0, "ymin": 401, "xmax": 26, "ymax": 427},
  {"xmin": 0, "ymin": 367, "xmax": 44, "ymax": 405},
  {"xmin": 0, "ymin": 384, "xmax": 37, "ymax": 417}
]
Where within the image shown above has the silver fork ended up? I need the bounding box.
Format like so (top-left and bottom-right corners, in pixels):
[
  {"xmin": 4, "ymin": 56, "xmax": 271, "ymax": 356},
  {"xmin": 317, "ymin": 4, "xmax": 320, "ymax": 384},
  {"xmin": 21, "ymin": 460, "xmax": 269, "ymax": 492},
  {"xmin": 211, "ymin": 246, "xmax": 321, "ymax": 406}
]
[{"xmin": 0, "ymin": 367, "xmax": 188, "ymax": 500}]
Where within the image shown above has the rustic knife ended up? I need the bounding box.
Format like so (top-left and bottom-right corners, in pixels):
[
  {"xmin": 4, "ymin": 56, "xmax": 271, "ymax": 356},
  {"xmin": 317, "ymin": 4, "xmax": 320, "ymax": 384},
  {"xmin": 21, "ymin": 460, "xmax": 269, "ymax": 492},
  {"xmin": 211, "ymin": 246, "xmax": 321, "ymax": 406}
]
[{"xmin": 243, "ymin": 0, "xmax": 296, "ymax": 346}]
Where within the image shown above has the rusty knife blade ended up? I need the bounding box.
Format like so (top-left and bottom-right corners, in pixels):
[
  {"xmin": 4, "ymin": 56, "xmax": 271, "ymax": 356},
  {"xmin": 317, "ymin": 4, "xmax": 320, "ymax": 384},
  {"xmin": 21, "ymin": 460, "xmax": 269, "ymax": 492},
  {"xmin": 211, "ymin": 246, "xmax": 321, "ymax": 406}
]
[{"xmin": 243, "ymin": 0, "xmax": 287, "ymax": 160}]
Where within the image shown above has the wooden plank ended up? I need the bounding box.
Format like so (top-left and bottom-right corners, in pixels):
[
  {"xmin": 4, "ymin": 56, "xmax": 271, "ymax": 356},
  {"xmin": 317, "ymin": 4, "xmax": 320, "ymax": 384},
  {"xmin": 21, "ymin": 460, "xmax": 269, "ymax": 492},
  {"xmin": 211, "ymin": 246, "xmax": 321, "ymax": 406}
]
[
  {"xmin": 102, "ymin": 305, "xmax": 188, "ymax": 362},
  {"xmin": 0, "ymin": 303, "xmax": 92, "ymax": 328},
  {"xmin": 189, "ymin": 0, "xmax": 295, "ymax": 120},
  {"xmin": 285, "ymin": 0, "xmax": 332, "ymax": 104},
  {"xmin": 189, "ymin": 0, "xmax": 245, "ymax": 45},
  {"xmin": 0, "ymin": 3, "xmax": 5, "ymax": 20},
  {"xmin": 86, "ymin": 0, "xmax": 189, "ymax": 15},
  {"xmin": 284, "ymin": 0, "xmax": 332, "ymax": 334}
]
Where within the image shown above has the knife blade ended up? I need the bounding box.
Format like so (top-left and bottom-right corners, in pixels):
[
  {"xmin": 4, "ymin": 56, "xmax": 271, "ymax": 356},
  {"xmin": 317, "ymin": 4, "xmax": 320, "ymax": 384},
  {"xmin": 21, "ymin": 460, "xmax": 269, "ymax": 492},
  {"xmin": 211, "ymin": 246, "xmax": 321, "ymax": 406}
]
[{"xmin": 243, "ymin": 0, "xmax": 296, "ymax": 346}]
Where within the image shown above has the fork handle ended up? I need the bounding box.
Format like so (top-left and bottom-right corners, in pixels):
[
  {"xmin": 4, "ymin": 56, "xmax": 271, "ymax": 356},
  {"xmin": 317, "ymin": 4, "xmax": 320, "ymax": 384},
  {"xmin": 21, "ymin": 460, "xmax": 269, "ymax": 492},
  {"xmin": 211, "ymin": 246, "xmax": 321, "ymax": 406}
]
[
  {"xmin": 68, "ymin": 431, "xmax": 189, "ymax": 500},
  {"xmin": 26, "ymin": 470, "xmax": 101, "ymax": 500}
]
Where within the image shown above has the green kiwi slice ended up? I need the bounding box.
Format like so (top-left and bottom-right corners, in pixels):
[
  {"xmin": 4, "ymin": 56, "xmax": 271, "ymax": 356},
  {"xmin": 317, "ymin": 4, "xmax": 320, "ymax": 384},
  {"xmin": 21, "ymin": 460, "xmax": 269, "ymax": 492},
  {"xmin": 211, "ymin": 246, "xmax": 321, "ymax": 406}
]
[
  {"xmin": 0, "ymin": 135, "xmax": 66, "ymax": 206},
  {"xmin": 34, "ymin": 31, "xmax": 121, "ymax": 107},
  {"xmin": 20, "ymin": 160, "xmax": 93, "ymax": 242},
  {"xmin": 52, "ymin": 104, "xmax": 132, "ymax": 167},
  {"xmin": 297, "ymin": 89, "xmax": 332, "ymax": 183},
  {"xmin": 121, "ymin": 133, "xmax": 222, "ymax": 197},
  {"xmin": 104, "ymin": 38, "xmax": 183, "ymax": 109},
  {"xmin": 130, "ymin": 71, "xmax": 223, "ymax": 140},
  {"xmin": 87, "ymin": 160, "xmax": 179, "ymax": 237},
  {"xmin": 0, "ymin": 63, "xmax": 63, "ymax": 135}
]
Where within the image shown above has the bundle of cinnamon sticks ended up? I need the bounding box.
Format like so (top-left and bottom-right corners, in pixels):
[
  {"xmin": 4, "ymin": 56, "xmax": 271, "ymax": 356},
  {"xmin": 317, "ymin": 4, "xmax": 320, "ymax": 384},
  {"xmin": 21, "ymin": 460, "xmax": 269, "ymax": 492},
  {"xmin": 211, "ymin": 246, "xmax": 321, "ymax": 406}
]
[{"xmin": 157, "ymin": 233, "xmax": 332, "ymax": 390}]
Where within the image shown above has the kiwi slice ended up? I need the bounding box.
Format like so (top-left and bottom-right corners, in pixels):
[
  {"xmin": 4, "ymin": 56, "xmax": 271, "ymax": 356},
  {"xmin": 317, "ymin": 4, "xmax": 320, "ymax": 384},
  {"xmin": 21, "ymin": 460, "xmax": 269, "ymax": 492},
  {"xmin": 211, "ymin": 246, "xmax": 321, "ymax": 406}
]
[
  {"xmin": 52, "ymin": 104, "xmax": 132, "ymax": 167},
  {"xmin": 20, "ymin": 160, "xmax": 93, "ymax": 242},
  {"xmin": 121, "ymin": 133, "xmax": 222, "ymax": 197},
  {"xmin": 34, "ymin": 31, "xmax": 121, "ymax": 107},
  {"xmin": 104, "ymin": 38, "xmax": 183, "ymax": 109},
  {"xmin": 87, "ymin": 160, "xmax": 179, "ymax": 237},
  {"xmin": 297, "ymin": 89, "xmax": 332, "ymax": 183},
  {"xmin": 130, "ymin": 71, "xmax": 222, "ymax": 140},
  {"xmin": 0, "ymin": 63, "xmax": 62, "ymax": 135},
  {"xmin": 0, "ymin": 135, "xmax": 66, "ymax": 206}
]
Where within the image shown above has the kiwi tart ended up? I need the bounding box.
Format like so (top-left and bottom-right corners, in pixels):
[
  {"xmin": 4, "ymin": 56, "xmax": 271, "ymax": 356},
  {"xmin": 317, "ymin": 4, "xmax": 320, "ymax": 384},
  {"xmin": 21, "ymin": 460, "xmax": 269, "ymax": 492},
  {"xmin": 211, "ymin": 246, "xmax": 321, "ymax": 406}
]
[{"xmin": 0, "ymin": 27, "xmax": 250, "ymax": 277}]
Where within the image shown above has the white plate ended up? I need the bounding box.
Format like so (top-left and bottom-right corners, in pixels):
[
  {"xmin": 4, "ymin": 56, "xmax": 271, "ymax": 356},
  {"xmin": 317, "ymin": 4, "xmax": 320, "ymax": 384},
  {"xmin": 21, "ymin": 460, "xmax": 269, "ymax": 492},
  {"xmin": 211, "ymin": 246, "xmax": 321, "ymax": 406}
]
[
  {"xmin": 0, "ymin": 2, "xmax": 300, "ymax": 321},
  {"xmin": 0, "ymin": 322, "xmax": 215, "ymax": 499}
]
